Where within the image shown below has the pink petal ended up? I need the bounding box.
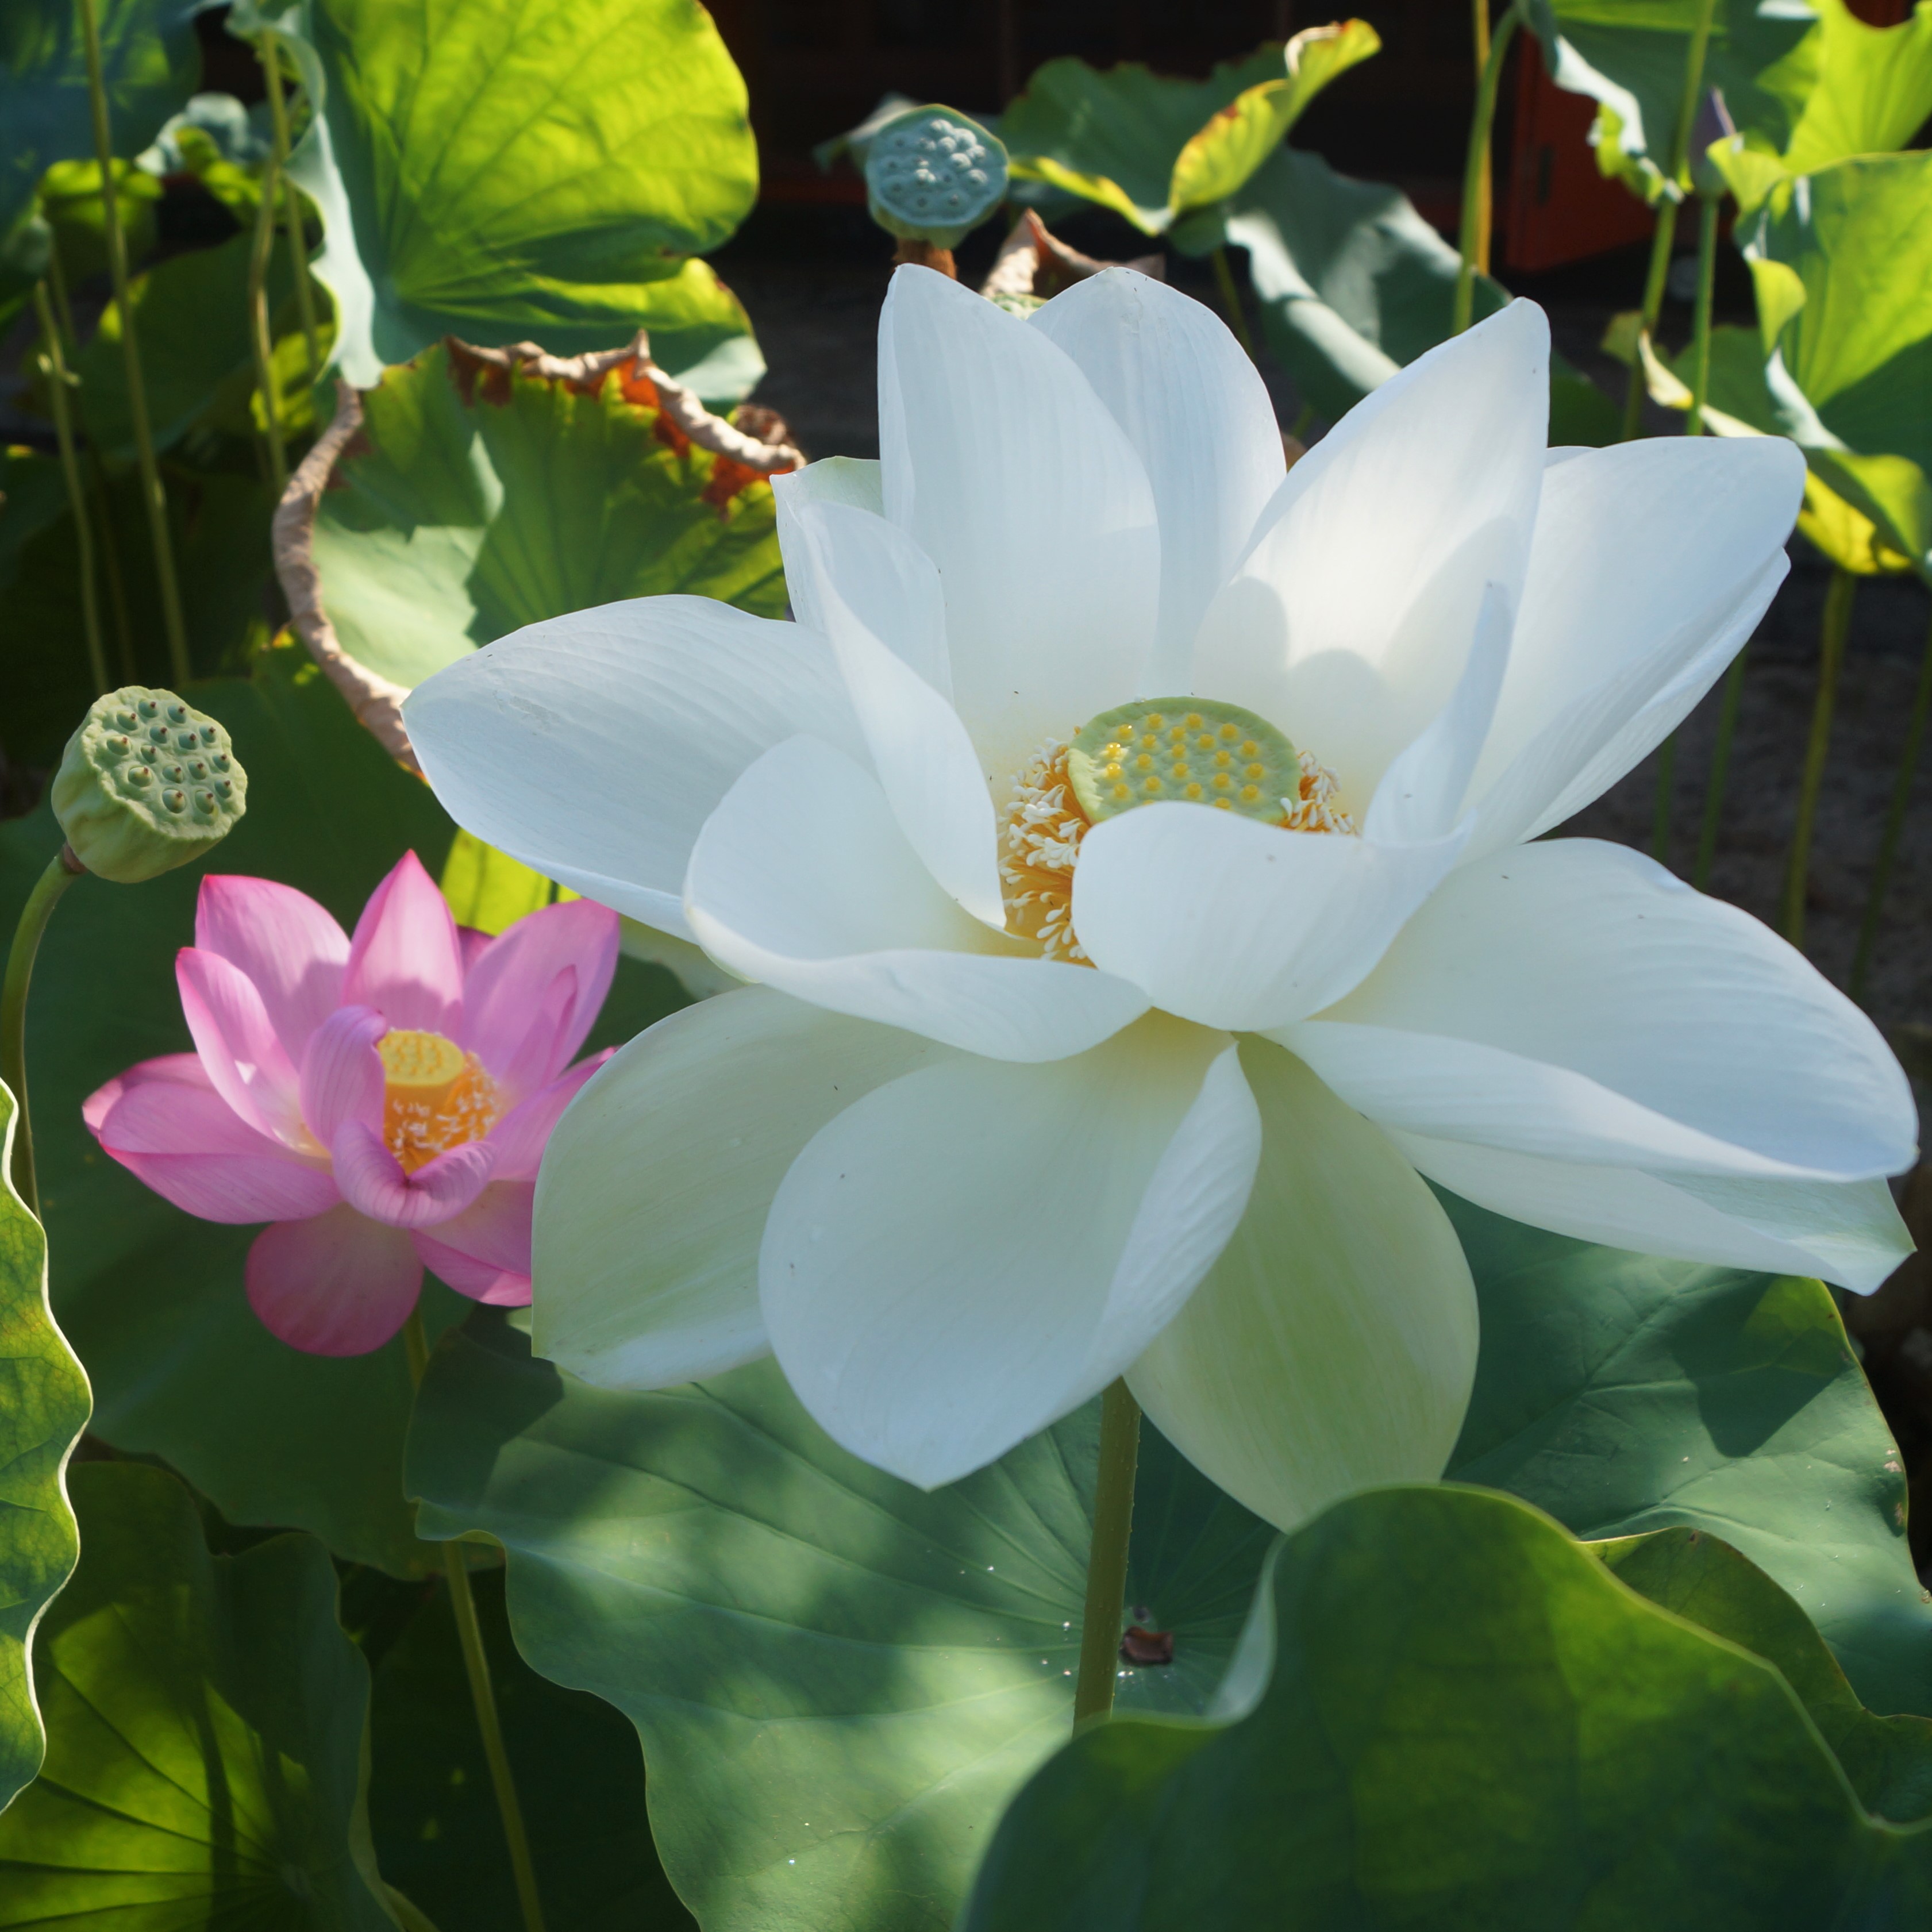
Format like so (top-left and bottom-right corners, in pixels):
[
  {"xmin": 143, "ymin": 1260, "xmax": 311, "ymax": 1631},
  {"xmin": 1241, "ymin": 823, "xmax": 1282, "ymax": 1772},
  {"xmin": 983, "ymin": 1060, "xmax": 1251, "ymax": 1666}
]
[
  {"xmin": 104, "ymin": 1146, "xmax": 342, "ymax": 1223},
  {"xmin": 330, "ymin": 1120, "xmax": 495, "ymax": 1228},
  {"xmin": 246, "ymin": 1205, "xmax": 423, "ymax": 1355},
  {"xmin": 84, "ymin": 1053, "xmax": 212, "ymax": 1138},
  {"xmin": 460, "ymin": 898, "xmax": 618, "ymax": 1088},
  {"xmin": 175, "ymin": 948, "xmax": 306, "ymax": 1145},
  {"xmin": 497, "ymin": 968, "xmax": 578, "ymax": 1103},
  {"xmin": 342, "ymin": 852, "xmax": 465, "ymax": 1036},
  {"xmin": 458, "ymin": 926, "xmax": 494, "ymax": 974},
  {"xmin": 413, "ymin": 1181, "xmax": 534, "ymax": 1304},
  {"xmin": 484, "ymin": 1050, "xmax": 611, "ymax": 1180},
  {"xmin": 299, "ymin": 1005, "xmax": 386, "ymax": 1143},
  {"xmin": 195, "ymin": 875, "xmax": 349, "ymax": 1061}
]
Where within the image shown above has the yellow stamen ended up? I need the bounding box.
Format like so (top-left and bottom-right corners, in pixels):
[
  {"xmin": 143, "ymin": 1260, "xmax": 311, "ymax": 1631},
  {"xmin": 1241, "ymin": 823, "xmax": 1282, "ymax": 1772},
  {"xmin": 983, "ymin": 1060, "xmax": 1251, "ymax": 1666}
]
[{"xmin": 378, "ymin": 1028, "xmax": 501, "ymax": 1173}]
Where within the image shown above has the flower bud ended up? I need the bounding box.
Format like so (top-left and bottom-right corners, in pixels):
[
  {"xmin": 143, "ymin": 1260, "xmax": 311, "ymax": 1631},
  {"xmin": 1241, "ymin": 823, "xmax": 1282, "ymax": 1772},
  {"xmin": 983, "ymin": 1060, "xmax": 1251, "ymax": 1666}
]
[
  {"xmin": 865, "ymin": 106, "xmax": 1008, "ymax": 249},
  {"xmin": 52, "ymin": 687, "xmax": 247, "ymax": 883}
]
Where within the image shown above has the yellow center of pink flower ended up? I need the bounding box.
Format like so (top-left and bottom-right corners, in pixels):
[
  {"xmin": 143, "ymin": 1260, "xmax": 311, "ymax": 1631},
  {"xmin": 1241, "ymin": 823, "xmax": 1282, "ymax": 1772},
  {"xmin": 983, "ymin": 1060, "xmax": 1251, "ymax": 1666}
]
[{"xmin": 379, "ymin": 1029, "xmax": 501, "ymax": 1173}]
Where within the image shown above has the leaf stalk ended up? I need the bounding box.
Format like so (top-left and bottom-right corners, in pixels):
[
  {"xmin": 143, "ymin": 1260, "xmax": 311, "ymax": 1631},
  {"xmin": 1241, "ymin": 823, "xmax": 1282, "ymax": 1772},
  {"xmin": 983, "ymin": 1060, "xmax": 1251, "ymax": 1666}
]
[
  {"xmin": 2, "ymin": 849, "xmax": 84, "ymax": 1217},
  {"xmin": 1453, "ymin": 5, "xmax": 1519, "ymax": 336},
  {"xmin": 1781, "ymin": 566, "xmax": 1857, "ymax": 948},
  {"xmin": 1073, "ymin": 1377, "xmax": 1142, "ymax": 1729},
  {"xmin": 32, "ymin": 284, "xmax": 108, "ymax": 694}
]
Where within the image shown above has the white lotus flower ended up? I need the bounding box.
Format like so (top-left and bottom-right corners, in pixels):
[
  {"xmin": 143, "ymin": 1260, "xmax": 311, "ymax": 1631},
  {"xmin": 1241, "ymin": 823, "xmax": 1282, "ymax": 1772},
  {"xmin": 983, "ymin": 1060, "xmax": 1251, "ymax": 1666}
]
[{"xmin": 403, "ymin": 267, "xmax": 1916, "ymax": 1529}]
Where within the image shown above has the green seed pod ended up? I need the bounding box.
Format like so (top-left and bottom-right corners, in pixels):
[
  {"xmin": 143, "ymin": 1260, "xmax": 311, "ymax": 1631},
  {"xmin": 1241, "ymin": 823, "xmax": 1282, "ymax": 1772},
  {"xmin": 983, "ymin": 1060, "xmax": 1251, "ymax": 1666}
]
[
  {"xmin": 865, "ymin": 106, "xmax": 1007, "ymax": 249},
  {"xmin": 52, "ymin": 687, "xmax": 247, "ymax": 882}
]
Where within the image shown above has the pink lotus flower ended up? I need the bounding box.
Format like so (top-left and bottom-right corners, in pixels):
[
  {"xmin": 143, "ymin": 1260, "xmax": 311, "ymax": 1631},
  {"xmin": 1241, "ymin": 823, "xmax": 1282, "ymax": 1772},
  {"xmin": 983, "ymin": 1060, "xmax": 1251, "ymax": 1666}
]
[{"xmin": 83, "ymin": 852, "xmax": 619, "ymax": 1356}]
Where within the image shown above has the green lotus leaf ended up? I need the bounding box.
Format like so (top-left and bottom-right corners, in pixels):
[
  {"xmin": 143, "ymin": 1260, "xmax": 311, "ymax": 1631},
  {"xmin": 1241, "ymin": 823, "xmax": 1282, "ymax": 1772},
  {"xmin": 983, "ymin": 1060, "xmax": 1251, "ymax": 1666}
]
[
  {"xmin": 1226, "ymin": 145, "xmax": 1617, "ymax": 442},
  {"xmin": 37, "ymin": 155, "xmax": 160, "ymax": 284},
  {"xmin": 0, "ymin": 0, "xmax": 199, "ymax": 265},
  {"xmin": 405, "ymin": 1319, "xmax": 1276, "ymax": 1932},
  {"xmin": 0, "ymin": 1079, "xmax": 90, "ymax": 1815},
  {"xmin": 227, "ymin": 0, "xmax": 760, "ymax": 395},
  {"xmin": 0, "ymin": 640, "xmax": 688, "ymax": 1574},
  {"xmin": 368, "ymin": 1562, "xmax": 691, "ymax": 1930},
  {"xmin": 1444, "ymin": 1191, "xmax": 1932, "ymax": 1717},
  {"xmin": 960, "ymin": 1486, "xmax": 1932, "ymax": 1931},
  {"xmin": 1596, "ymin": 1526, "xmax": 1932, "ymax": 1822},
  {"xmin": 1000, "ymin": 26, "xmax": 1376, "ymax": 247},
  {"xmin": 307, "ymin": 340, "xmax": 787, "ymax": 693},
  {"xmin": 0, "ymin": 1463, "xmax": 399, "ymax": 1923}
]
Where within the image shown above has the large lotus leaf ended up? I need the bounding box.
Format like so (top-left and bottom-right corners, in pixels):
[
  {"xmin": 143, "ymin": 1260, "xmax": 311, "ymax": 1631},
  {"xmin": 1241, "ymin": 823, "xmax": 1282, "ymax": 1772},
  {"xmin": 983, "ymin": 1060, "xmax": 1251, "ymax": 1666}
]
[
  {"xmin": 960, "ymin": 1486, "xmax": 1932, "ymax": 1931},
  {"xmin": 369, "ymin": 1563, "xmax": 692, "ymax": 1931},
  {"xmin": 1226, "ymin": 145, "xmax": 1617, "ymax": 442},
  {"xmin": 0, "ymin": 1079, "xmax": 90, "ymax": 1814},
  {"xmin": 0, "ymin": 641, "xmax": 686, "ymax": 1575},
  {"xmin": 0, "ymin": 1463, "xmax": 398, "ymax": 1925},
  {"xmin": 1595, "ymin": 1526, "xmax": 1932, "ymax": 1822},
  {"xmin": 999, "ymin": 28, "xmax": 1375, "ymax": 247},
  {"xmin": 1443, "ymin": 1190, "xmax": 1932, "ymax": 1717},
  {"xmin": 0, "ymin": 0, "xmax": 199, "ymax": 262},
  {"xmin": 227, "ymin": 0, "xmax": 760, "ymax": 395},
  {"xmin": 405, "ymin": 1319, "xmax": 1277, "ymax": 1932},
  {"xmin": 309, "ymin": 341, "xmax": 788, "ymax": 693}
]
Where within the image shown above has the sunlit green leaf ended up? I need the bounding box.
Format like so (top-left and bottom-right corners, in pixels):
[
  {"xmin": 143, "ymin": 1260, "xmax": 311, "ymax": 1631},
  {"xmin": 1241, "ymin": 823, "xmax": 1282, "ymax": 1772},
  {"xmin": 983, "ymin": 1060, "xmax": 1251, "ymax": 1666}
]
[
  {"xmin": 309, "ymin": 341, "xmax": 788, "ymax": 692},
  {"xmin": 0, "ymin": 0, "xmax": 198, "ymax": 260},
  {"xmin": 229, "ymin": 0, "xmax": 761, "ymax": 395},
  {"xmin": 0, "ymin": 1079, "xmax": 90, "ymax": 1814},
  {"xmin": 961, "ymin": 1487, "xmax": 1932, "ymax": 1931},
  {"xmin": 37, "ymin": 156, "xmax": 160, "ymax": 284},
  {"xmin": 0, "ymin": 1463, "xmax": 399, "ymax": 1925}
]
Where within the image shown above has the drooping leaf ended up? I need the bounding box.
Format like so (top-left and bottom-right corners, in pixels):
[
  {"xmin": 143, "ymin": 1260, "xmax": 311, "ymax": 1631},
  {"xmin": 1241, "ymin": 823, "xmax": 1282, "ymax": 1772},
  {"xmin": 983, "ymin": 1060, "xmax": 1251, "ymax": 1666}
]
[
  {"xmin": 405, "ymin": 1318, "xmax": 1275, "ymax": 1932},
  {"xmin": 0, "ymin": 641, "xmax": 687, "ymax": 1573},
  {"xmin": 0, "ymin": 0, "xmax": 199, "ymax": 260},
  {"xmin": 368, "ymin": 1562, "xmax": 691, "ymax": 1931},
  {"xmin": 1226, "ymin": 145, "xmax": 1617, "ymax": 441},
  {"xmin": 999, "ymin": 26, "xmax": 1377, "ymax": 248},
  {"xmin": 227, "ymin": 0, "xmax": 761, "ymax": 395},
  {"xmin": 1597, "ymin": 1526, "xmax": 1932, "ymax": 1823},
  {"xmin": 308, "ymin": 341, "xmax": 788, "ymax": 693},
  {"xmin": 1444, "ymin": 1190, "xmax": 1932, "ymax": 1717},
  {"xmin": 0, "ymin": 1463, "xmax": 399, "ymax": 1925},
  {"xmin": 960, "ymin": 1485, "xmax": 1932, "ymax": 1931},
  {"xmin": 0, "ymin": 1079, "xmax": 90, "ymax": 1814}
]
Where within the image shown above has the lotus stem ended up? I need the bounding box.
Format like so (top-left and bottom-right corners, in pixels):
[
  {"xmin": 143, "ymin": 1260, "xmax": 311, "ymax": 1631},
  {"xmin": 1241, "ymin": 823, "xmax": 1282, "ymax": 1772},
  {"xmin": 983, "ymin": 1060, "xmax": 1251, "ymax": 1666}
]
[
  {"xmin": 1471, "ymin": 0, "xmax": 1494, "ymax": 276},
  {"xmin": 75, "ymin": 0, "xmax": 189, "ymax": 685},
  {"xmin": 402, "ymin": 1314, "xmax": 549, "ymax": 1932},
  {"xmin": 1685, "ymin": 194, "xmax": 1719, "ymax": 436},
  {"xmin": 1649, "ymin": 733, "xmax": 1678, "ymax": 866},
  {"xmin": 1619, "ymin": 0, "xmax": 1717, "ymax": 440},
  {"xmin": 85, "ymin": 445, "xmax": 137, "ymax": 682},
  {"xmin": 1453, "ymin": 5, "xmax": 1519, "ymax": 335},
  {"xmin": 1209, "ymin": 245, "xmax": 1258, "ymax": 361},
  {"xmin": 1850, "ymin": 602, "xmax": 1932, "ymax": 1003},
  {"xmin": 260, "ymin": 33, "xmax": 321, "ymax": 382},
  {"xmin": 246, "ymin": 127, "xmax": 289, "ymax": 495},
  {"xmin": 32, "ymin": 284, "xmax": 107, "ymax": 695},
  {"xmin": 1781, "ymin": 567, "xmax": 1857, "ymax": 948},
  {"xmin": 1693, "ymin": 645, "xmax": 1749, "ymax": 890},
  {"xmin": 44, "ymin": 245, "xmax": 80, "ymax": 364},
  {"xmin": 1073, "ymin": 1377, "xmax": 1141, "ymax": 1730},
  {"xmin": 2, "ymin": 849, "xmax": 84, "ymax": 1217}
]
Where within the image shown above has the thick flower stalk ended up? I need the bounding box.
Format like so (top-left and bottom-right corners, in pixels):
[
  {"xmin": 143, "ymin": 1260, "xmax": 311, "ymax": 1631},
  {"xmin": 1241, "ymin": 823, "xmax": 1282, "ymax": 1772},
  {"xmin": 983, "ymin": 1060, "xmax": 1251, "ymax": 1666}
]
[
  {"xmin": 84, "ymin": 853, "xmax": 618, "ymax": 1355},
  {"xmin": 403, "ymin": 269, "xmax": 1916, "ymax": 1530}
]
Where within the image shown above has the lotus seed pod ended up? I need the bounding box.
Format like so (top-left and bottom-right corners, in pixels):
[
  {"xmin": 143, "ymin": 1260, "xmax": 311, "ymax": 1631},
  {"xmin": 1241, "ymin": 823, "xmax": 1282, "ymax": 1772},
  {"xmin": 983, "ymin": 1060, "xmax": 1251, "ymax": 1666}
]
[
  {"xmin": 52, "ymin": 687, "xmax": 248, "ymax": 882},
  {"xmin": 865, "ymin": 105, "xmax": 1008, "ymax": 248}
]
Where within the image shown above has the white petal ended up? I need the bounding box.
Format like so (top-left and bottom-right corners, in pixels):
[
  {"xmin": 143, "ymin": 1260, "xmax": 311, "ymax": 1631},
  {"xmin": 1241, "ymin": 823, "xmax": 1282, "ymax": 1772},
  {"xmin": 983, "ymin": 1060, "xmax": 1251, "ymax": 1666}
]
[
  {"xmin": 1308, "ymin": 840, "xmax": 1916, "ymax": 1181},
  {"xmin": 1072, "ymin": 803, "xmax": 1466, "ymax": 1031},
  {"xmin": 1190, "ymin": 301, "xmax": 1549, "ymax": 810},
  {"xmin": 1397, "ymin": 1132, "xmax": 1913, "ymax": 1294},
  {"xmin": 531, "ymin": 987, "xmax": 948, "ymax": 1388},
  {"xmin": 878, "ymin": 265, "xmax": 1160, "ymax": 781},
  {"xmin": 1030, "ymin": 268, "xmax": 1284, "ymax": 690},
  {"xmin": 685, "ymin": 734, "xmax": 1147, "ymax": 1061},
  {"xmin": 760, "ymin": 1018, "xmax": 1259, "ymax": 1488},
  {"xmin": 772, "ymin": 469, "xmax": 942, "ymax": 691},
  {"xmin": 1129, "ymin": 1038, "xmax": 1478, "ymax": 1533},
  {"xmin": 1364, "ymin": 581, "xmax": 1513, "ymax": 845},
  {"xmin": 778, "ymin": 499, "xmax": 1004, "ymax": 924},
  {"xmin": 405, "ymin": 597, "xmax": 867, "ymax": 940},
  {"xmin": 1460, "ymin": 433, "xmax": 1803, "ymax": 852}
]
